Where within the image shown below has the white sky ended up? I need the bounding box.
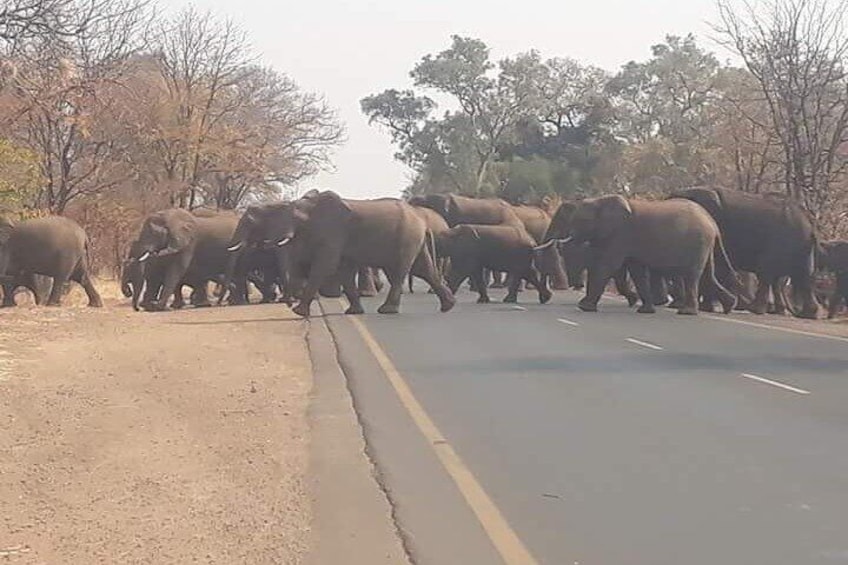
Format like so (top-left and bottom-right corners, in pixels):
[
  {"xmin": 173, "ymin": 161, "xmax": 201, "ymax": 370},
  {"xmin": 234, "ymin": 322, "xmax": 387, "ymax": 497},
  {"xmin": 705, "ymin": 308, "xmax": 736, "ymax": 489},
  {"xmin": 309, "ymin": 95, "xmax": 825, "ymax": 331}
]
[{"xmin": 162, "ymin": 0, "xmax": 727, "ymax": 199}]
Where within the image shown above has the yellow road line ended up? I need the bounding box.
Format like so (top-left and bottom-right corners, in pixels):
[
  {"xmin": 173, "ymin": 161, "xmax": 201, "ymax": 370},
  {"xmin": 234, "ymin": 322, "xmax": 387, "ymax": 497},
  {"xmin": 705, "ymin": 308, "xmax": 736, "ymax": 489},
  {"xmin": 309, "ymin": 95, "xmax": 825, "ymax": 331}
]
[{"xmin": 341, "ymin": 303, "xmax": 539, "ymax": 565}]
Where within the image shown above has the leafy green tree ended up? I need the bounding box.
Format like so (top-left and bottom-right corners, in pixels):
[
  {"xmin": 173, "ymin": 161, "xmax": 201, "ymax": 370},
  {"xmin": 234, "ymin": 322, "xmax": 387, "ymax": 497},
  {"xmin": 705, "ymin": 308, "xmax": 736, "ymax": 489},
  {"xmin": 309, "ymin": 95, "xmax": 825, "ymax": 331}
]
[
  {"xmin": 363, "ymin": 36, "xmax": 538, "ymax": 197},
  {"xmin": 607, "ymin": 35, "xmax": 722, "ymax": 193}
]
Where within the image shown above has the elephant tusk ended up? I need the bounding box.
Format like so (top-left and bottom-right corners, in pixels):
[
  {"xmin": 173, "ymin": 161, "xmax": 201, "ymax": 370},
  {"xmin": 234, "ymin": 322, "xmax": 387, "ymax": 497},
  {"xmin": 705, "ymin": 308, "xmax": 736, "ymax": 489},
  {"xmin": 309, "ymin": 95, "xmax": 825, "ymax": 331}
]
[
  {"xmin": 276, "ymin": 237, "xmax": 292, "ymax": 247},
  {"xmin": 533, "ymin": 239, "xmax": 557, "ymax": 251},
  {"xmin": 227, "ymin": 241, "xmax": 244, "ymax": 252},
  {"xmin": 556, "ymin": 236, "xmax": 574, "ymax": 245},
  {"xmin": 137, "ymin": 251, "xmax": 152, "ymax": 263}
]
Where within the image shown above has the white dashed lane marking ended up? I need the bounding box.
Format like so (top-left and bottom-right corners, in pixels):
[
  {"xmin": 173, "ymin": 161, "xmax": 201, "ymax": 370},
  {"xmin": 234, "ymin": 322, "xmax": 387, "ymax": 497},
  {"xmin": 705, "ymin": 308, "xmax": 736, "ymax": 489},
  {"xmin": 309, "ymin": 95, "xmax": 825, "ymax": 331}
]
[
  {"xmin": 557, "ymin": 318, "xmax": 580, "ymax": 327},
  {"xmin": 741, "ymin": 373, "xmax": 811, "ymax": 395},
  {"xmin": 625, "ymin": 338, "xmax": 664, "ymax": 351}
]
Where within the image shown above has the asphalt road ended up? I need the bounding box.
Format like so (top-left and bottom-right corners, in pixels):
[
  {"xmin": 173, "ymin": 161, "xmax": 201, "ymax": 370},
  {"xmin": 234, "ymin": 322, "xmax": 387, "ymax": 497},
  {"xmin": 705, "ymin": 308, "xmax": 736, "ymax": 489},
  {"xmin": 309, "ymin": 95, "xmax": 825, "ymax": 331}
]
[{"xmin": 321, "ymin": 288, "xmax": 848, "ymax": 565}]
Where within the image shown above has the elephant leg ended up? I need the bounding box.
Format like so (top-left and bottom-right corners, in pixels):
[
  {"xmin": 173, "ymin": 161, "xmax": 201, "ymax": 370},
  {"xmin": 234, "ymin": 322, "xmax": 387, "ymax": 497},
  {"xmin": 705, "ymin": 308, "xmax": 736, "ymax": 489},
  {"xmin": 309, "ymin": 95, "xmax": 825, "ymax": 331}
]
[
  {"xmin": 171, "ymin": 285, "xmax": 186, "ymax": 309},
  {"xmin": 407, "ymin": 272, "xmax": 414, "ymax": 294},
  {"xmin": 357, "ymin": 266, "xmax": 378, "ymax": 298},
  {"xmin": 1, "ymin": 283, "xmax": 16, "ymax": 307},
  {"xmin": 700, "ymin": 254, "xmax": 736, "ymax": 314},
  {"xmin": 292, "ymin": 248, "xmax": 343, "ymax": 318},
  {"xmin": 446, "ymin": 263, "xmax": 469, "ymax": 295},
  {"xmin": 628, "ymin": 263, "xmax": 655, "ymax": 314},
  {"xmin": 471, "ymin": 268, "xmax": 490, "ymax": 304},
  {"xmin": 503, "ymin": 270, "xmax": 521, "ymax": 303},
  {"xmin": 581, "ymin": 251, "xmax": 625, "ymax": 312},
  {"xmin": 677, "ymin": 271, "xmax": 700, "ymax": 315},
  {"xmin": 409, "ymin": 247, "xmax": 455, "ymax": 312},
  {"xmin": 829, "ymin": 273, "xmax": 847, "ymax": 318},
  {"xmin": 667, "ymin": 275, "xmax": 686, "ymax": 310},
  {"xmin": 71, "ymin": 263, "xmax": 103, "ymax": 308},
  {"xmin": 525, "ymin": 268, "xmax": 552, "ymax": 305},
  {"xmin": 650, "ymin": 270, "xmax": 670, "ymax": 306},
  {"xmin": 551, "ymin": 255, "xmax": 570, "ymax": 291},
  {"xmin": 340, "ymin": 262, "xmax": 365, "ymax": 315},
  {"xmin": 789, "ymin": 270, "xmax": 821, "ymax": 320},
  {"xmin": 613, "ymin": 267, "xmax": 639, "ymax": 307},
  {"xmin": 372, "ymin": 268, "xmax": 385, "ymax": 293},
  {"xmin": 46, "ymin": 270, "xmax": 71, "ymax": 306},
  {"xmin": 580, "ymin": 266, "xmax": 610, "ymax": 312},
  {"xmin": 377, "ymin": 270, "xmax": 404, "ymax": 314},
  {"xmin": 193, "ymin": 283, "xmax": 212, "ymax": 307},
  {"xmin": 150, "ymin": 261, "xmax": 189, "ymax": 312},
  {"xmin": 769, "ymin": 278, "xmax": 788, "ymax": 315},
  {"xmin": 749, "ymin": 278, "xmax": 771, "ymax": 315},
  {"xmin": 489, "ymin": 270, "xmax": 506, "ymax": 288}
]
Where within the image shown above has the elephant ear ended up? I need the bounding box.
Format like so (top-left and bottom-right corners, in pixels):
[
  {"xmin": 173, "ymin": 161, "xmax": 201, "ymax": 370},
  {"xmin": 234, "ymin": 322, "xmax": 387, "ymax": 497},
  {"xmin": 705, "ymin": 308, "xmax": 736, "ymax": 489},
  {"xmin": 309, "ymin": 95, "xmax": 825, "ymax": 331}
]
[
  {"xmin": 301, "ymin": 191, "xmax": 352, "ymax": 239},
  {"xmin": 682, "ymin": 187, "xmax": 722, "ymax": 219},
  {"xmin": 163, "ymin": 211, "xmax": 197, "ymax": 253},
  {"xmin": 595, "ymin": 195, "xmax": 632, "ymax": 239}
]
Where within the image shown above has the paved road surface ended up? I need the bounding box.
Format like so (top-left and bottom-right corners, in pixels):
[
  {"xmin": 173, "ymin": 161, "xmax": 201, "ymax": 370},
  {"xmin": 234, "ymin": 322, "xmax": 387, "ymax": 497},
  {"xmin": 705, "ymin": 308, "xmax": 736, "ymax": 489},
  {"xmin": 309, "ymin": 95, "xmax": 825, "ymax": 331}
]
[{"xmin": 321, "ymin": 289, "xmax": 848, "ymax": 565}]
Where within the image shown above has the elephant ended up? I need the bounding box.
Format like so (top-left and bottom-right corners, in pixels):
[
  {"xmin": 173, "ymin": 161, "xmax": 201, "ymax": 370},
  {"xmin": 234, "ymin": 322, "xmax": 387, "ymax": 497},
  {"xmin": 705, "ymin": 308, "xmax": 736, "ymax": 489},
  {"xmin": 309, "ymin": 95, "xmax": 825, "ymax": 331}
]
[
  {"xmin": 407, "ymin": 203, "xmax": 450, "ymax": 293},
  {"xmin": 552, "ymin": 195, "xmax": 737, "ymax": 315},
  {"xmin": 817, "ymin": 240, "xmax": 848, "ymax": 319},
  {"xmin": 441, "ymin": 224, "xmax": 552, "ymax": 304},
  {"xmin": 670, "ymin": 187, "xmax": 820, "ymax": 319},
  {"xmin": 128, "ymin": 209, "xmax": 238, "ymax": 311},
  {"xmin": 221, "ymin": 208, "xmax": 291, "ymax": 306},
  {"xmin": 225, "ymin": 191, "xmax": 455, "ymax": 317},
  {"xmin": 122, "ymin": 238, "xmax": 231, "ymax": 311},
  {"xmin": 0, "ymin": 215, "xmax": 102, "ymax": 307},
  {"xmin": 410, "ymin": 193, "xmax": 525, "ymax": 290},
  {"xmin": 539, "ymin": 202, "xmax": 640, "ymax": 307}
]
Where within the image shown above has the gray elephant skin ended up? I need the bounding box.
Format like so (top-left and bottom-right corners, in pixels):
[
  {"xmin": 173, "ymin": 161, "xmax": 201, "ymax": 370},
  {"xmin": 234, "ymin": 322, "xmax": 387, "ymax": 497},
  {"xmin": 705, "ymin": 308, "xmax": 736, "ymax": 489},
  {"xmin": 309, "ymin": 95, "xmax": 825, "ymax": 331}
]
[
  {"xmin": 671, "ymin": 187, "xmax": 820, "ymax": 318},
  {"xmin": 407, "ymin": 203, "xmax": 450, "ymax": 293},
  {"xmin": 225, "ymin": 190, "xmax": 455, "ymax": 317},
  {"xmin": 541, "ymin": 201, "xmax": 640, "ymax": 307},
  {"xmin": 127, "ymin": 209, "xmax": 238, "ymax": 311},
  {"xmin": 410, "ymin": 193, "xmax": 523, "ymax": 227},
  {"xmin": 442, "ymin": 224, "xmax": 552, "ymax": 304},
  {"xmin": 0, "ymin": 215, "xmax": 102, "ymax": 307},
  {"xmin": 554, "ymin": 195, "xmax": 737, "ymax": 315}
]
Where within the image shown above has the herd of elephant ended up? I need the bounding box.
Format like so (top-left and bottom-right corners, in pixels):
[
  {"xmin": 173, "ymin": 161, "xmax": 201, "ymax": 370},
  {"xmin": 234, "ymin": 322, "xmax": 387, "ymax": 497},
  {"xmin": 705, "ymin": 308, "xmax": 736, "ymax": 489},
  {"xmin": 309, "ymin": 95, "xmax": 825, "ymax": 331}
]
[{"xmin": 1, "ymin": 187, "xmax": 847, "ymax": 320}]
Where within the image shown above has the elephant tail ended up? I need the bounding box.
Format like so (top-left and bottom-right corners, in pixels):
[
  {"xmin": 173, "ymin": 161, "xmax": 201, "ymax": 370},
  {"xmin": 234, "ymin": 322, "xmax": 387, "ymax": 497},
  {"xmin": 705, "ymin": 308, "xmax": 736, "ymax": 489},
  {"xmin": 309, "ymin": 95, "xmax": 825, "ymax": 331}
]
[
  {"xmin": 425, "ymin": 228, "xmax": 440, "ymax": 279},
  {"xmin": 714, "ymin": 234, "xmax": 751, "ymax": 303}
]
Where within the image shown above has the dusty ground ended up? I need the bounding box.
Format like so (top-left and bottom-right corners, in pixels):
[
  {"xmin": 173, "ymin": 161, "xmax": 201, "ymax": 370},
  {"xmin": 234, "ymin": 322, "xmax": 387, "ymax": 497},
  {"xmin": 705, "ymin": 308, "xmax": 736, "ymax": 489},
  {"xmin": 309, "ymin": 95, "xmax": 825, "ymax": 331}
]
[{"xmin": 0, "ymin": 282, "xmax": 312, "ymax": 564}]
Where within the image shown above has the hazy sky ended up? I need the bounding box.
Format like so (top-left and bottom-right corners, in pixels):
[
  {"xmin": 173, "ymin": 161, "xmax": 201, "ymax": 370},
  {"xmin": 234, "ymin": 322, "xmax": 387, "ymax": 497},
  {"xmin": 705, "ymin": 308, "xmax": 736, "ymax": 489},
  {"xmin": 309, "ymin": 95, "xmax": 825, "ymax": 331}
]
[{"xmin": 162, "ymin": 0, "xmax": 726, "ymax": 199}]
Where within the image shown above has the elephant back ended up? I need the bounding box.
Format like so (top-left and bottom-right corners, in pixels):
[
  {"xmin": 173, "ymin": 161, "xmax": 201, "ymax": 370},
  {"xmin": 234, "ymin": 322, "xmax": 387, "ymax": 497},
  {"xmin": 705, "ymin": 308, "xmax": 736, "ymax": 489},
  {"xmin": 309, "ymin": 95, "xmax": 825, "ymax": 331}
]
[
  {"xmin": 510, "ymin": 205, "xmax": 550, "ymax": 243},
  {"xmin": 9, "ymin": 216, "xmax": 88, "ymax": 253},
  {"xmin": 189, "ymin": 214, "xmax": 240, "ymax": 279}
]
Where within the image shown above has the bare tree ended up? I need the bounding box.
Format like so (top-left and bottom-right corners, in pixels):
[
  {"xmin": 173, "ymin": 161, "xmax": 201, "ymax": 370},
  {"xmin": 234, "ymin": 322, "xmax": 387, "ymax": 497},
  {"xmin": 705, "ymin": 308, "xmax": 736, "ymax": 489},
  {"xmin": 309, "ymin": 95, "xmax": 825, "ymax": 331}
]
[
  {"xmin": 154, "ymin": 6, "xmax": 254, "ymax": 209},
  {"xmin": 714, "ymin": 0, "xmax": 848, "ymax": 230},
  {"xmin": 0, "ymin": 0, "xmax": 153, "ymax": 212}
]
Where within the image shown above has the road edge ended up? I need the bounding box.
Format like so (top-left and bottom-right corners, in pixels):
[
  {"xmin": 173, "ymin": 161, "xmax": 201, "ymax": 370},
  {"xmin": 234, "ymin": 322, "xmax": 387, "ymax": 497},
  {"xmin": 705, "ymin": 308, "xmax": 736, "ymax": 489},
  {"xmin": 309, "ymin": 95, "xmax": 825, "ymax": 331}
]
[{"xmin": 305, "ymin": 304, "xmax": 411, "ymax": 565}]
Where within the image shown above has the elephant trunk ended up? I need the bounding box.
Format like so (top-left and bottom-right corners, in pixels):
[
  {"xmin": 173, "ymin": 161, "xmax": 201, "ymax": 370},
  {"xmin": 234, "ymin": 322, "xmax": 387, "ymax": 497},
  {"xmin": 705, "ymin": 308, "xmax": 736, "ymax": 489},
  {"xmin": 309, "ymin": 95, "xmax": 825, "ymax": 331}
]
[
  {"xmin": 120, "ymin": 266, "xmax": 133, "ymax": 298},
  {"xmin": 218, "ymin": 249, "xmax": 241, "ymax": 305}
]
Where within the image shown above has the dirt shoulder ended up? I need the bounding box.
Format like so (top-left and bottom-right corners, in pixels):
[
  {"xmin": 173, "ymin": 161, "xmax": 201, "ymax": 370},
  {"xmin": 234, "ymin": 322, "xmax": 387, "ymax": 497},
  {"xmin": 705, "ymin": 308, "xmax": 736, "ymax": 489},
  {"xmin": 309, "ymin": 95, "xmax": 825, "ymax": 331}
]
[{"xmin": 0, "ymin": 296, "xmax": 312, "ymax": 564}]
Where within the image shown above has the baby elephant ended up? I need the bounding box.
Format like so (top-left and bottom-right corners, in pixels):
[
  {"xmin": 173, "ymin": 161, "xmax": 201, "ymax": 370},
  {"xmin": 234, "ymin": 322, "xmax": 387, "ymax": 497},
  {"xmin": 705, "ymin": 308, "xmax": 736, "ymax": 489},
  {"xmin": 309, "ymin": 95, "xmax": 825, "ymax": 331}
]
[{"xmin": 442, "ymin": 224, "xmax": 552, "ymax": 304}]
